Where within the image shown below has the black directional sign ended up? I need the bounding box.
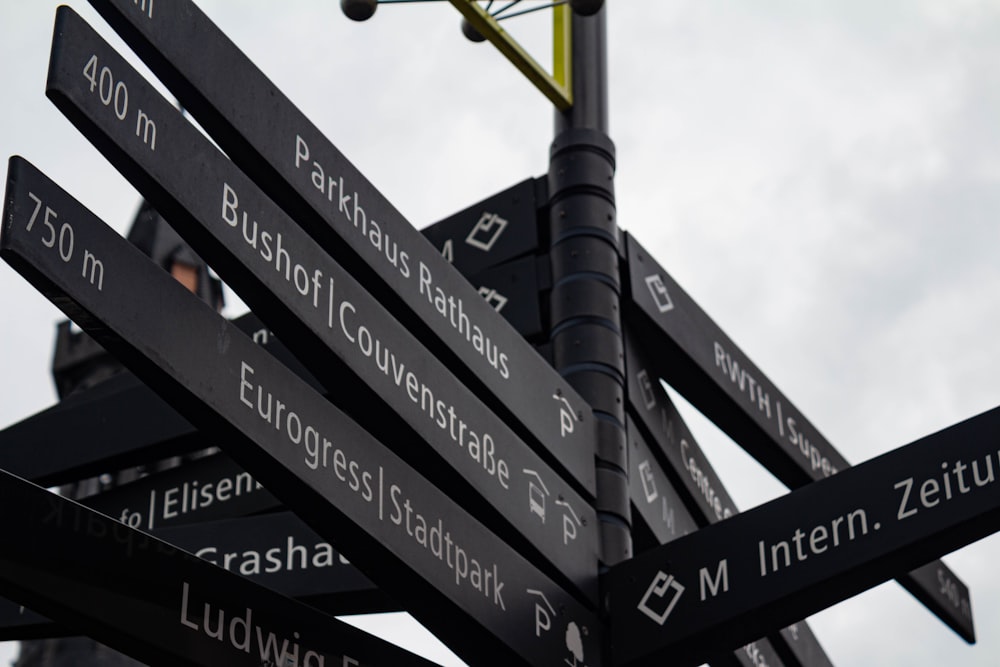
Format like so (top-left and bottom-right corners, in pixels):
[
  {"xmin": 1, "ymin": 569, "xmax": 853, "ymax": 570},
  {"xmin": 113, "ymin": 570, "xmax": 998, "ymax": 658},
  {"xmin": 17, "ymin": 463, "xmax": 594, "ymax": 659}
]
[
  {"xmin": 624, "ymin": 361, "xmax": 832, "ymax": 667},
  {"xmin": 0, "ymin": 601, "xmax": 55, "ymax": 641},
  {"xmin": 0, "ymin": 369, "xmax": 202, "ymax": 487},
  {"xmin": 421, "ymin": 177, "xmax": 543, "ymax": 274},
  {"xmin": 419, "ymin": 184, "xmax": 549, "ymax": 341},
  {"xmin": 624, "ymin": 232, "xmax": 975, "ymax": 641},
  {"xmin": 0, "ymin": 469, "xmax": 434, "ymax": 666},
  {"xmin": 627, "ymin": 415, "xmax": 698, "ymax": 546},
  {"xmin": 0, "ymin": 310, "xmax": 319, "ymax": 488},
  {"xmin": 463, "ymin": 255, "xmax": 545, "ymax": 341},
  {"xmin": 625, "ymin": 331, "xmax": 739, "ymax": 525},
  {"xmin": 626, "ymin": 420, "xmax": 833, "ymax": 667},
  {"xmin": 608, "ymin": 404, "xmax": 1000, "ymax": 667},
  {"xmin": 86, "ymin": 0, "xmax": 597, "ymax": 495},
  {"xmin": 626, "ymin": 422, "xmax": 792, "ymax": 667},
  {"xmin": 1, "ymin": 156, "xmax": 602, "ymax": 667},
  {"xmin": 84, "ymin": 451, "xmax": 277, "ymax": 531},
  {"xmin": 0, "ymin": 510, "xmax": 397, "ymax": 641},
  {"xmin": 626, "ymin": 232, "xmax": 848, "ymax": 486},
  {"xmin": 154, "ymin": 512, "xmax": 393, "ymax": 611},
  {"xmin": 46, "ymin": 10, "xmax": 597, "ymax": 602}
]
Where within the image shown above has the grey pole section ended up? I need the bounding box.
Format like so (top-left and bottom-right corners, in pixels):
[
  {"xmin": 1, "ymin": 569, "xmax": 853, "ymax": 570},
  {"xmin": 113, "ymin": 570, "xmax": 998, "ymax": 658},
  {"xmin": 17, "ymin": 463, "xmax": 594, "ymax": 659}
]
[{"xmin": 547, "ymin": 2, "xmax": 630, "ymax": 592}]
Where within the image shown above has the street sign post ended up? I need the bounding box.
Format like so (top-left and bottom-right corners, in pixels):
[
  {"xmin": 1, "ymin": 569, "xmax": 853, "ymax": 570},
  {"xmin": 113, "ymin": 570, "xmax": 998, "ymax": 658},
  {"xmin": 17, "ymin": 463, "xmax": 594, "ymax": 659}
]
[
  {"xmin": 1, "ymin": 156, "xmax": 603, "ymax": 667},
  {"xmin": 608, "ymin": 405, "xmax": 1000, "ymax": 666},
  {"xmin": 624, "ymin": 232, "xmax": 975, "ymax": 641},
  {"xmin": 45, "ymin": 7, "xmax": 597, "ymax": 600},
  {"xmin": 85, "ymin": 0, "xmax": 598, "ymax": 494}
]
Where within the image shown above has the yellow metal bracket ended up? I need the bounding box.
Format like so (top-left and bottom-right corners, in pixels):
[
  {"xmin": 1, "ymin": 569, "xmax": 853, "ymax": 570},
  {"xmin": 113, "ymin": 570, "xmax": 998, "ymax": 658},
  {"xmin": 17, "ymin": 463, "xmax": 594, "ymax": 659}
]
[{"xmin": 447, "ymin": 0, "xmax": 573, "ymax": 111}]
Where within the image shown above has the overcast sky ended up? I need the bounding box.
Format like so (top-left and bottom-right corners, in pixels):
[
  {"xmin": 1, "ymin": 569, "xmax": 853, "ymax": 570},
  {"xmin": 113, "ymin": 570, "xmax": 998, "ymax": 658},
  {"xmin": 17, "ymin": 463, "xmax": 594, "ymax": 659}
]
[{"xmin": 1, "ymin": 1, "xmax": 999, "ymax": 665}]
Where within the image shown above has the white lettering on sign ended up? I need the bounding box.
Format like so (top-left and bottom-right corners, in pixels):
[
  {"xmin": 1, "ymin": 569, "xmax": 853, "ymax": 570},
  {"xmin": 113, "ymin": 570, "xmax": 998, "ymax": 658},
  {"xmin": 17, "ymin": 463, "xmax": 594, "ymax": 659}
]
[
  {"xmin": 293, "ymin": 135, "xmax": 411, "ymax": 280},
  {"xmin": 128, "ymin": 0, "xmax": 154, "ymax": 20},
  {"xmin": 680, "ymin": 439, "xmax": 734, "ymax": 521},
  {"xmin": 418, "ymin": 261, "xmax": 510, "ymax": 379},
  {"xmin": 337, "ymin": 302, "xmax": 511, "ymax": 491},
  {"xmin": 117, "ymin": 470, "xmax": 264, "ymax": 531},
  {"xmin": 179, "ymin": 581, "xmax": 328, "ymax": 665},
  {"xmin": 937, "ymin": 567, "xmax": 973, "ymax": 620},
  {"xmin": 741, "ymin": 641, "xmax": 771, "ymax": 667},
  {"xmin": 220, "ymin": 182, "xmax": 335, "ymax": 321},
  {"xmin": 713, "ymin": 342, "xmax": 772, "ymax": 420},
  {"xmin": 293, "ymin": 135, "xmax": 519, "ymax": 385},
  {"xmin": 388, "ymin": 484, "xmax": 506, "ymax": 609},
  {"xmin": 713, "ymin": 341, "xmax": 840, "ymax": 479},
  {"xmin": 195, "ymin": 536, "xmax": 337, "ymax": 576},
  {"xmin": 237, "ymin": 361, "xmax": 508, "ymax": 611},
  {"xmin": 440, "ymin": 238, "xmax": 453, "ymax": 263},
  {"xmin": 662, "ymin": 497, "xmax": 677, "ymax": 535},
  {"xmin": 699, "ymin": 560, "xmax": 729, "ymax": 600},
  {"xmin": 783, "ymin": 415, "xmax": 838, "ymax": 477},
  {"xmin": 81, "ymin": 53, "xmax": 158, "ymax": 152},
  {"xmin": 895, "ymin": 453, "xmax": 999, "ymax": 520},
  {"xmin": 758, "ymin": 509, "xmax": 876, "ymax": 576},
  {"xmin": 23, "ymin": 192, "xmax": 105, "ymax": 292},
  {"xmin": 222, "ymin": 183, "xmax": 514, "ymax": 492}
]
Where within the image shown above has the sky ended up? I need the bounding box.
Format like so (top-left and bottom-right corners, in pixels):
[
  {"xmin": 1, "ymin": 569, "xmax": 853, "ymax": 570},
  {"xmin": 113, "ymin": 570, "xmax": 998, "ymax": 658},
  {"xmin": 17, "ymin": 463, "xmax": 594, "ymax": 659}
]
[{"xmin": 1, "ymin": 0, "xmax": 999, "ymax": 665}]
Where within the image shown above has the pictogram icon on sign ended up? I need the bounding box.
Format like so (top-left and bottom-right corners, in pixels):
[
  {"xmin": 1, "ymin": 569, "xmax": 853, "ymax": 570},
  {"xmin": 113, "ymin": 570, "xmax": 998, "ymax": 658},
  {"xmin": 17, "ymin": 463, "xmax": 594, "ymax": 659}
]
[
  {"xmin": 554, "ymin": 393, "xmax": 580, "ymax": 438},
  {"xmin": 527, "ymin": 590, "xmax": 591, "ymax": 667},
  {"xmin": 637, "ymin": 369, "xmax": 656, "ymax": 410},
  {"xmin": 637, "ymin": 570, "xmax": 685, "ymax": 625},
  {"xmin": 638, "ymin": 460, "xmax": 658, "ymax": 503},
  {"xmin": 523, "ymin": 469, "xmax": 549, "ymax": 522},
  {"xmin": 477, "ymin": 286, "xmax": 508, "ymax": 312},
  {"xmin": 555, "ymin": 498, "xmax": 582, "ymax": 546},
  {"xmin": 466, "ymin": 212, "xmax": 508, "ymax": 251},
  {"xmin": 645, "ymin": 274, "xmax": 674, "ymax": 313}
]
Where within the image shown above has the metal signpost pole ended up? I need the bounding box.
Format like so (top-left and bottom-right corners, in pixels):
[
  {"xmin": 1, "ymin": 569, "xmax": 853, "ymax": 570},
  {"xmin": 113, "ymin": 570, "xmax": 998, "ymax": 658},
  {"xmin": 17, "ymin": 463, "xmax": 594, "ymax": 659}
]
[{"xmin": 547, "ymin": 0, "xmax": 631, "ymax": 594}]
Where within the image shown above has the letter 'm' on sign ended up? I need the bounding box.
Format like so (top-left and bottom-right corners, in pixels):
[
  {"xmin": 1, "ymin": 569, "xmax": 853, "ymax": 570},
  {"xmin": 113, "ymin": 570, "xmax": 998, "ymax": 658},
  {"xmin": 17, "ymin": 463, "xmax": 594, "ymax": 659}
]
[{"xmin": 699, "ymin": 560, "xmax": 729, "ymax": 600}]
